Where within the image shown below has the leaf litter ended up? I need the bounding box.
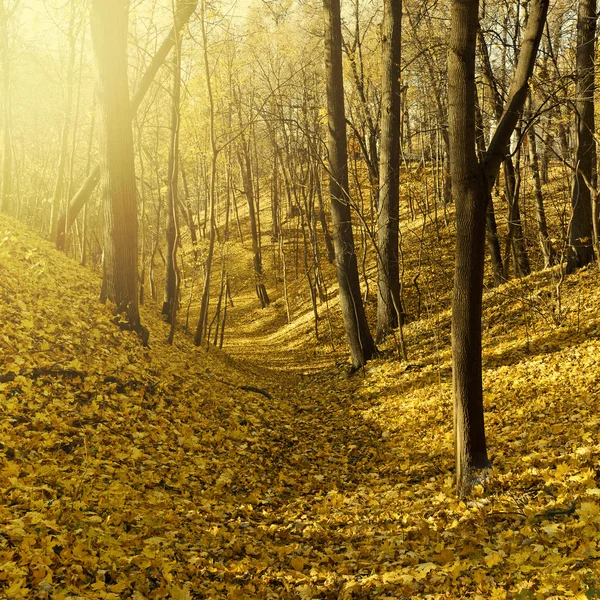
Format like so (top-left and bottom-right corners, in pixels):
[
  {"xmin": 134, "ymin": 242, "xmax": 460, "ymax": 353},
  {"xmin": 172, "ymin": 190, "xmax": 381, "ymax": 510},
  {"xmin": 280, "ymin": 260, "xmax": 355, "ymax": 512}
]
[{"xmin": 1, "ymin": 214, "xmax": 600, "ymax": 598}]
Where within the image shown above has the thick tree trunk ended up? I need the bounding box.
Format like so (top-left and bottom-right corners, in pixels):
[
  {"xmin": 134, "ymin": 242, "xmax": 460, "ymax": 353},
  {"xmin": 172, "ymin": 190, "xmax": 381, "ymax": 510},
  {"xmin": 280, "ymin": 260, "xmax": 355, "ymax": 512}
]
[
  {"xmin": 448, "ymin": 0, "xmax": 490, "ymax": 496},
  {"xmin": 92, "ymin": 0, "xmax": 146, "ymax": 342},
  {"xmin": 323, "ymin": 0, "xmax": 376, "ymax": 370},
  {"xmin": 567, "ymin": 0, "xmax": 596, "ymax": 273},
  {"xmin": 449, "ymin": 0, "xmax": 547, "ymax": 495},
  {"xmin": 376, "ymin": 0, "xmax": 402, "ymax": 343}
]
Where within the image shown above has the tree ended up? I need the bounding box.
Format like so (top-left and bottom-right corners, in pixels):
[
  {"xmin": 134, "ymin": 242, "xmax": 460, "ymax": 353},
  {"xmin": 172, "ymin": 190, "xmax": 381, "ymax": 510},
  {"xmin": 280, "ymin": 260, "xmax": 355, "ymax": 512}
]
[
  {"xmin": 194, "ymin": 0, "xmax": 218, "ymax": 345},
  {"xmin": 91, "ymin": 0, "xmax": 146, "ymax": 342},
  {"xmin": 162, "ymin": 27, "xmax": 182, "ymax": 342},
  {"xmin": 567, "ymin": 0, "xmax": 596, "ymax": 273},
  {"xmin": 526, "ymin": 96, "xmax": 555, "ymax": 268},
  {"xmin": 56, "ymin": 0, "xmax": 198, "ymax": 251},
  {"xmin": 448, "ymin": 0, "xmax": 548, "ymax": 495},
  {"xmin": 376, "ymin": 0, "xmax": 402, "ymax": 342},
  {"xmin": 233, "ymin": 89, "xmax": 270, "ymax": 308},
  {"xmin": 50, "ymin": 5, "xmax": 79, "ymax": 241},
  {"xmin": 0, "ymin": 0, "xmax": 12, "ymax": 214},
  {"xmin": 478, "ymin": 26, "xmax": 530, "ymax": 282},
  {"xmin": 323, "ymin": 0, "xmax": 376, "ymax": 370}
]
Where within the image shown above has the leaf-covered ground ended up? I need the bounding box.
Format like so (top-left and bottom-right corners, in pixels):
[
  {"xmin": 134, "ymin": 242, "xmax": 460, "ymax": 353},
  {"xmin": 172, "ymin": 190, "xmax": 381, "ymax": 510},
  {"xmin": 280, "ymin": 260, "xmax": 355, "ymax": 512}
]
[{"xmin": 2, "ymin": 213, "xmax": 600, "ymax": 599}]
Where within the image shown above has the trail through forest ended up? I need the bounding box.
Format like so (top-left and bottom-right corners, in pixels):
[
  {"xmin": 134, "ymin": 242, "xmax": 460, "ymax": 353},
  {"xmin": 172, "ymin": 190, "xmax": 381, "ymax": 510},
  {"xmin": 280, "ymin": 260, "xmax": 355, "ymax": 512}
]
[{"xmin": 2, "ymin": 214, "xmax": 600, "ymax": 598}]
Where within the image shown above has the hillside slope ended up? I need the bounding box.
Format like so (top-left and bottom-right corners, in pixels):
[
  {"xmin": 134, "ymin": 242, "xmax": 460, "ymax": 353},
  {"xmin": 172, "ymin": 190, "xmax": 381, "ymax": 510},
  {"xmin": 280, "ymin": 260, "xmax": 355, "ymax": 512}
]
[{"xmin": 1, "ymin": 214, "xmax": 600, "ymax": 599}]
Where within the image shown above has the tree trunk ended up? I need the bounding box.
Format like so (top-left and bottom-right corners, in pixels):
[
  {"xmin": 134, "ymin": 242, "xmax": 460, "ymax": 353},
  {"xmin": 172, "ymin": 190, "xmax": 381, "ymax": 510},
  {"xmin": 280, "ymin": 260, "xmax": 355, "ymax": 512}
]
[
  {"xmin": 527, "ymin": 101, "xmax": 555, "ymax": 267},
  {"xmin": 50, "ymin": 8, "xmax": 77, "ymax": 241},
  {"xmin": 56, "ymin": 165, "xmax": 101, "ymax": 252},
  {"xmin": 162, "ymin": 37, "xmax": 182, "ymax": 338},
  {"xmin": 448, "ymin": 0, "xmax": 490, "ymax": 496},
  {"xmin": 314, "ymin": 165, "xmax": 335, "ymax": 263},
  {"xmin": 567, "ymin": 0, "xmax": 596, "ymax": 273},
  {"xmin": 479, "ymin": 27, "xmax": 530, "ymax": 279},
  {"xmin": 56, "ymin": 0, "xmax": 198, "ymax": 249},
  {"xmin": 92, "ymin": 0, "xmax": 146, "ymax": 342},
  {"xmin": 376, "ymin": 0, "xmax": 402, "ymax": 343},
  {"xmin": 503, "ymin": 150, "xmax": 530, "ymax": 279},
  {"xmin": 271, "ymin": 150, "xmax": 280, "ymax": 241},
  {"xmin": 237, "ymin": 140, "xmax": 269, "ymax": 307},
  {"xmin": 323, "ymin": 0, "xmax": 376, "ymax": 370},
  {"xmin": 195, "ymin": 0, "xmax": 218, "ymax": 345},
  {"xmin": 449, "ymin": 0, "xmax": 548, "ymax": 495},
  {"xmin": 181, "ymin": 166, "xmax": 198, "ymax": 250},
  {"xmin": 475, "ymin": 91, "xmax": 504, "ymax": 285}
]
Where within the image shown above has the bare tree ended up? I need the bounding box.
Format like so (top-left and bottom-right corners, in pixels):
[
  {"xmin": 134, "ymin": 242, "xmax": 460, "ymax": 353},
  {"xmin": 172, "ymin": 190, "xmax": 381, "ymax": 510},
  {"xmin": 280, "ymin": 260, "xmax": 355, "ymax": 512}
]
[
  {"xmin": 195, "ymin": 0, "xmax": 219, "ymax": 345},
  {"xmin": 162, "ymin": 21, "xmax": 182, "ymax": 345},
  {"xmin": 567, "ymin": 0, "xmax": 596, "ymax": 273},
  {"xmin": 323, "ymin": 0, "xmax": 376, "ymax": 370},
  {"xmin": 376, "ymin": 0, "xmax": 402, "ymax": 342},
  {"xmin": 56, "ymin": 0, "xmax": 198, "ymax": 250},
  {"xmin": 50, "ymin": 6, "xmax": 79, "ymax": 241}
]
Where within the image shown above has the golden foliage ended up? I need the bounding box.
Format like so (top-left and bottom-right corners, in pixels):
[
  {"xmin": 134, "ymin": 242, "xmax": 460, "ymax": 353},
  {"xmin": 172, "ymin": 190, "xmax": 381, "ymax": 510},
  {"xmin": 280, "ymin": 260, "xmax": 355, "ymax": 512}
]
[{"xmin": 1, "ymin": 214, "xmax": 600, "ymax": 598}]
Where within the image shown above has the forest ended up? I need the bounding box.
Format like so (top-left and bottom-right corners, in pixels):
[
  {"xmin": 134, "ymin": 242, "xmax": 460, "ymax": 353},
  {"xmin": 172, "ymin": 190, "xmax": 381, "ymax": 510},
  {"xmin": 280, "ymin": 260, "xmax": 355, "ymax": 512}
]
[{"xmin": 1, "ymin": 0, "xmax": 600, "ymax": 596}]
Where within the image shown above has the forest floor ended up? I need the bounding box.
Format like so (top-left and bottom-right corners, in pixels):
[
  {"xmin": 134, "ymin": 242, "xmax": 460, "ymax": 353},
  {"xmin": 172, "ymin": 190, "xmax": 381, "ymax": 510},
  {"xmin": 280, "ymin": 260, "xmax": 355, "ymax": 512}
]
[{"xmin": 2, "ymin": 213, "xmax": 600, "ymax": 599}]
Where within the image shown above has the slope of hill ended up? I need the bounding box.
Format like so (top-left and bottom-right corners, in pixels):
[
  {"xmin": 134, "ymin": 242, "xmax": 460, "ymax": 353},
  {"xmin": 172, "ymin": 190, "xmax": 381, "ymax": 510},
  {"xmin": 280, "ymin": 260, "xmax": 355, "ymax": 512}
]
[{"xmin": 2, "ymin": 213, "xmax": 600, "ymax": 599}]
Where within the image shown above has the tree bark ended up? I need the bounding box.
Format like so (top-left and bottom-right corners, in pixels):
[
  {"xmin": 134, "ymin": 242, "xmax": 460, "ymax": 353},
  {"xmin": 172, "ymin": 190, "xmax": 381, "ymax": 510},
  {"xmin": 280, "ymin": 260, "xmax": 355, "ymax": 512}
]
[
  {"xmin": 162, "ymin": 36, "xmax": 181, "ymax": 336},
  {"xmin": 567, "ymin": 0, "xmax": 596, "ymax": 273},
  {"xmin": 503, "ymin": 149, "xmax": 530, "ymax": 279},
  {"xmin": 449, "ymin": 0, "xmax": 548, "ymax": 495},
  {"xmin": 449, "ymin": 0, "xmax": 490, "ymax": 496},
  {"xmin": 526, "ymin": 101, "xmax": 555, "ymax": 267},
  {"xmin": 376, "ymin": 0, "xmax": 402, "ymax": 343},
  {"xmin": 478, "ymin": 27, "xmax": 530, "ymax": 279},
  {"xmin": 315, "ymin": 165, "xmax": 335, "ymax": 264},
  {"xmin": 475, "ymin": 91, "xmax": 504, "ymax": 285},
  {"xmin": 323, "ymin": 0, "xmax": 376, "ymax": 370},
  {"xmin": 92, "ymin": 0, "xmax": 146, "ymax": 342}
]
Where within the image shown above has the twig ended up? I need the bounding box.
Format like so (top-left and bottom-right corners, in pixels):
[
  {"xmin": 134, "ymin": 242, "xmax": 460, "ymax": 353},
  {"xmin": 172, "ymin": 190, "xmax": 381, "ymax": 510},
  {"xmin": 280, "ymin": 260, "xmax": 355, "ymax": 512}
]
[{"xmin": 214, "ymin": 377, "xmax": 273, "ymax": 400}]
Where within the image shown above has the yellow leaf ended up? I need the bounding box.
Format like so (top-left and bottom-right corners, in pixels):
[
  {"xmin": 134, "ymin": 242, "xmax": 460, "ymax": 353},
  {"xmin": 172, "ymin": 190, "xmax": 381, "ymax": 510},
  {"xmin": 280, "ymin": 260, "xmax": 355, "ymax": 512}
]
[
  {"xmin": 542, "ymin": 523, "xmax": 559, "ymax": 537},
  {"xmin": 437, "ymin": 548, "xmax": 454, "ymax": 564},
  {"xmin": 291, "ymin": 556, "xmax": 305, "ymax": 571},
  {"xmin": 170, "ymin": 583, "xmax": 192, "ymax": 600},
  {"xmin": 382, "ymin": 569, "xmax": 411, "ymax": 584},
  {"xmin": 414, "ymin": 562, "xmax": 437, "ymax": 580},
  {"xmin": 484, "ymin": 550, "xmax": 504, "ymax": 567},
  {"xmin": 578, "ymin": 502, "xmax": 600, "ymax": 522}
]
